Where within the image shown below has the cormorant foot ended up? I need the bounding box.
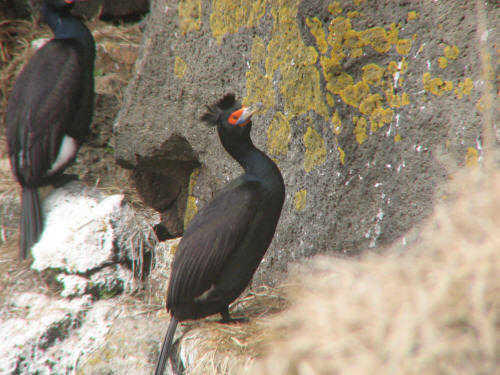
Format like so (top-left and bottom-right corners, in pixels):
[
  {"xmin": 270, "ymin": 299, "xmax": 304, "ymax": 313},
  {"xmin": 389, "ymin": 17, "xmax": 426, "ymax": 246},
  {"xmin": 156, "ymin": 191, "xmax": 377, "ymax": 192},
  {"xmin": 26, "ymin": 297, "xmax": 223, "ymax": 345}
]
[
  {"xmin": 53, "ymin": 174, "xmax": 79, "ymax": 188},
  {"xmin": 218, "ymin": 316, "xmax": 249, "ymax": 324},
  {"xmin": 219, "ymin": 308, "xmax": 249, "ymax": 324}
]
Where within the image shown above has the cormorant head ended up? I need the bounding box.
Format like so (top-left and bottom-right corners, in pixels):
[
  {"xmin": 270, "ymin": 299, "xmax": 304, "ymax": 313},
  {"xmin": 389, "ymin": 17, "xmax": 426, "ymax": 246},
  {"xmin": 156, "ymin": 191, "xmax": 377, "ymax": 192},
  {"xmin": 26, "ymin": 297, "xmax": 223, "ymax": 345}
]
[
  {"xmin": 201, "ymin": 94, "xmax": 261, "ymax": 135},
  {"xmin": 44, "ymin": 0, "xmax": 77, "ymax": 11}
]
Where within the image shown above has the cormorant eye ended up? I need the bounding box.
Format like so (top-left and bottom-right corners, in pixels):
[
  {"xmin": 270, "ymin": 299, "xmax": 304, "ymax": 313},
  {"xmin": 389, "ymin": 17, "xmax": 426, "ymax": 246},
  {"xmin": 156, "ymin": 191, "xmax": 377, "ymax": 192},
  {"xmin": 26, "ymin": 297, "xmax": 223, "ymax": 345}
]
[{"xmin": 228, "ymin": 108, "xmax": 244, "ymax": 125}]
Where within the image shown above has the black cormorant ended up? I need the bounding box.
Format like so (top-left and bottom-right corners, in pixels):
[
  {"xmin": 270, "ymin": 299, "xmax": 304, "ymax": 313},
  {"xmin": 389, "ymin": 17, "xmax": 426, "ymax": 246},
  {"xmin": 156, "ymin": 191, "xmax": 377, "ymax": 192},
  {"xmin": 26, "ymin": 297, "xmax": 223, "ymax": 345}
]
[
  {"xmin": 5, "ymin": 0, "xmax": 95, "ymax": 259},
  {"xmin": 154, "ymin": 93, "xmax": 285, "ymax": 375}
]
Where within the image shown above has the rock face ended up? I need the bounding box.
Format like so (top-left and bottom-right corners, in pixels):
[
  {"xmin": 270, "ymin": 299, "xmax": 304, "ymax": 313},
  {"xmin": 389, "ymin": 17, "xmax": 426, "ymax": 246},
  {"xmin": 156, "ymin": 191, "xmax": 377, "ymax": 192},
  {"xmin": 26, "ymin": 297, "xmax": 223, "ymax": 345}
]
[{"xmin": 113, "ymin": 0, "xmax": 500, "ymax": 283}]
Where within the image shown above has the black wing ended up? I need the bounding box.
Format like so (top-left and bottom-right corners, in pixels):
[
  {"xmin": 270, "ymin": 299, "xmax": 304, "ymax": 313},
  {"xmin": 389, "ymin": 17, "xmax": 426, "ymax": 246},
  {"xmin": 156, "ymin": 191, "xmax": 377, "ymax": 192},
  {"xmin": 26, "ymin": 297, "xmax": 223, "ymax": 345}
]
[
  {"xmin": 6, "ymin": 40, "xmax": 83, "ymax": 186},
  {"xmin": 167, "ymin": 179, "xmax": 261, "ymax": 310}
]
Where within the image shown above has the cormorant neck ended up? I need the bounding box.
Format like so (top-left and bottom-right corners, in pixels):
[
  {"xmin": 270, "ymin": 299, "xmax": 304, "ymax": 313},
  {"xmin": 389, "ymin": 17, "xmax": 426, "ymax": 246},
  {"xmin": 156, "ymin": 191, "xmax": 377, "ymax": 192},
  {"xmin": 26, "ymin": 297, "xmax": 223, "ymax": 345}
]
[
  {"xmin": 219, "ymin": 131, "xmax": 274, "ymax": 178},
  {"xmin": 43, "ymin": 4, "xmax": 93, "ymax": 48}
]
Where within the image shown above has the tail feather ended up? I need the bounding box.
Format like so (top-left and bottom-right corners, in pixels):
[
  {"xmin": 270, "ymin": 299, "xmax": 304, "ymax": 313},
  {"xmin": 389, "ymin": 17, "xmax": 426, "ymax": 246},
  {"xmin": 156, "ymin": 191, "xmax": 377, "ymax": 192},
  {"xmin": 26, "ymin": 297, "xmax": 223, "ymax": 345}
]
[
  {"xmin": 154, "ymin": 317, "xmax": 179, "ymax": 375},
  {"xmin": 20, "ymin": 188, "xmax": 43, "ymax": 259}
]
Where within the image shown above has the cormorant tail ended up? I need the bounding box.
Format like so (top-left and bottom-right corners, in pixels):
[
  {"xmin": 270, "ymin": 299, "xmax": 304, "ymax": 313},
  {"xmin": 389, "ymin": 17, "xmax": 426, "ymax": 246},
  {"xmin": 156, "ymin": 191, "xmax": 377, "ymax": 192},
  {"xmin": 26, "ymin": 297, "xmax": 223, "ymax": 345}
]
[
  {"xmin": 154, "ymin": 317, "xmax": 179, "ymax": 375},
  {"xmin": 20, "ymin": 187, "xmax": 43, "ymax": 259}
]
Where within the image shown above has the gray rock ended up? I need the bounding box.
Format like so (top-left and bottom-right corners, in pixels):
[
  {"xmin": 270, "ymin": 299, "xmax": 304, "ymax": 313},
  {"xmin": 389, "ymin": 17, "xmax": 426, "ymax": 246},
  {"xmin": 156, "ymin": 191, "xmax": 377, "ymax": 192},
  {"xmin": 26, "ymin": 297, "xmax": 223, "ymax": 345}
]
[{"xmin": 113, "ymin": 0, "xmax": 500, "ymax": 285}]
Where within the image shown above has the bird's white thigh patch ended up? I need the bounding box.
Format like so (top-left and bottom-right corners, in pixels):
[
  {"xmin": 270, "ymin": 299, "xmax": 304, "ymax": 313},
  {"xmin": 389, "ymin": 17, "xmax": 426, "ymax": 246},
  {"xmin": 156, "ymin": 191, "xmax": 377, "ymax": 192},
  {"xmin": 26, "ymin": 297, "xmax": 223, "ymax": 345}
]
[{"xmin": 48, "ymin": 135, "xmax": 78, "ymax": 174}]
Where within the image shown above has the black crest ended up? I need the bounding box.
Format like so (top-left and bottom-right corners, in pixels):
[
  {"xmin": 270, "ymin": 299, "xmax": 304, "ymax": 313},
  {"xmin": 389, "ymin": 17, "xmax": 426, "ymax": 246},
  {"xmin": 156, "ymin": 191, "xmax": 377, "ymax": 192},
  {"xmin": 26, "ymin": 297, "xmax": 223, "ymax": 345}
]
[{"xmin": 201, "ymin": 93, "xmax": 236, "ymax": 126}]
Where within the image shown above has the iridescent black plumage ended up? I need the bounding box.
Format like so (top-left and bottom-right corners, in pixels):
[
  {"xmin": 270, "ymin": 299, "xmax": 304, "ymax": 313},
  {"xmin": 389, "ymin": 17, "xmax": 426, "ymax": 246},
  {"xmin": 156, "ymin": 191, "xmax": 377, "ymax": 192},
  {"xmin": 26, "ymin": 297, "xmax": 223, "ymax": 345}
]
[
  {"xmin": 154, "ymin": 94, "xmax": 285, "ymax": 375},
  {"xmin": 5, "ymin": 0, "xmax": 95, "ymax": 259}
]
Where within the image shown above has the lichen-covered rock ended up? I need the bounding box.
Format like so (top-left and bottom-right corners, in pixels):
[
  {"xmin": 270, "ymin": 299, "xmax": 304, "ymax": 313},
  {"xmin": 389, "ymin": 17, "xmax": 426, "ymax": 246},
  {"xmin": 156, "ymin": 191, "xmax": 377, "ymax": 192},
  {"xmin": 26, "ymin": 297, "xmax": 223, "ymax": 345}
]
[{"xmin": 113, "ymin": 0, "xmax": 500, "ymax": 285}]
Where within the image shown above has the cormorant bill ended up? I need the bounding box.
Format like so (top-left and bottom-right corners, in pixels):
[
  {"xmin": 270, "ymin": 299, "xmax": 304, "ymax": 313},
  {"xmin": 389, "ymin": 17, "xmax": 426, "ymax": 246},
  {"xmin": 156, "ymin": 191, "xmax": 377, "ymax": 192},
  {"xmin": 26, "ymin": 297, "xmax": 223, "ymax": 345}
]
[
  {"xmin": 154, "ymin": 94, "xmax": 285, "ymax": 375},
  {"xmin": 5, "ymin": 0, "xmax": 95, "ymax": 259}
]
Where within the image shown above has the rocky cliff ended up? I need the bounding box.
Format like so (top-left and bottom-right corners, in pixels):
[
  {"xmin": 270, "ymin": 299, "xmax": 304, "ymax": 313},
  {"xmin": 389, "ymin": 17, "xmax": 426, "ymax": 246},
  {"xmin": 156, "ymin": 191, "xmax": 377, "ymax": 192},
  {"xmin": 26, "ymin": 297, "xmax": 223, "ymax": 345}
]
[{"xmin": 0, "ymin": 0, "xmax": 499, "ymax": 374}]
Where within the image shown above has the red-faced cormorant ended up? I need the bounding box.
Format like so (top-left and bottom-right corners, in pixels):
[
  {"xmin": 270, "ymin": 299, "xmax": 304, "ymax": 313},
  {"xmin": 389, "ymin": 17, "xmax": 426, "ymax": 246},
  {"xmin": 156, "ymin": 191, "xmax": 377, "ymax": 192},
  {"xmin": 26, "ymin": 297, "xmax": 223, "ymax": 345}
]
[
  {"xmin": 5, "ymin": 0, "xmax": 95, "ymax": 259},
  {"xmin": 154, "ymin": 94, "xmax": 285, "ymax": 375}
]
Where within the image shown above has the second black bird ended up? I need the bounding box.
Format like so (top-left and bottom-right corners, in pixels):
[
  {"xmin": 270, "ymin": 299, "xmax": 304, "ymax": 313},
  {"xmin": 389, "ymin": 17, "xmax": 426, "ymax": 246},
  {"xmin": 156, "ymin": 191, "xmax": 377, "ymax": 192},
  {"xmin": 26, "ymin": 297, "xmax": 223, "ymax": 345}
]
[
  {"xmin": 154, "ymin": 93, "xmax": 285, "ymax": 375},
  {"xmin": 5, "ymin": 0, "xmax": 95, "ymax": 259}
]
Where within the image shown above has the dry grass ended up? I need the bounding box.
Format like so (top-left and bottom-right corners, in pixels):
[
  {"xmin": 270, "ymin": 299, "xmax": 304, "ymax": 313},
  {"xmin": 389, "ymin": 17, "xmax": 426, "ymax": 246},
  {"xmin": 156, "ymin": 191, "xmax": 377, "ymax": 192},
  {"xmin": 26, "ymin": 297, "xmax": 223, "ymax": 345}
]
[
  {"xmin": 248, "ymin": 168, "xmax": 500, "ymax": 375},
  {"xmin": 0, "ymin": 18, "xmax": 44, "ymax": 120},
  {"xmin": 178, "ymin": 285, "xmax": 288, "ymax": 375}
]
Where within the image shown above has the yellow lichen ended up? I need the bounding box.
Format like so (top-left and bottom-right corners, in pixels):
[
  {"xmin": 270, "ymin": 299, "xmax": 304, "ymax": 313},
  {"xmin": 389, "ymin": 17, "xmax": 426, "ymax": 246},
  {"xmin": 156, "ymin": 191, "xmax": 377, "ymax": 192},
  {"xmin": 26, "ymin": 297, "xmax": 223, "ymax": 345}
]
[
  {"xmin": 462, "ymin": 77, "xmax": 474, "ymax": 94},
  {"xmin": 396, "ymin": 39, "xmax": 412, "ymax": 55},
  {"xmin": 306, "ymin": 17, "xmax": 328, "ymax": 54},
  {"xmin": 423, "ymin": 72, "xmax": 452, "ymax": 96},
  {"xmin": 328, "ymin": 1, "xmax": 342, "ymax": 15},
  {"xmin": 361, "ymin": 27, "xmax": 391, "ymax": 54},
  {"xmin": 385, "ymin": 90, "xmax": 410, "ymax": 108},
  {"xmin": 187, "ymin": 167, "xmax": 200, "ymax": 195},
  {"xmin": 244, "ymin": 36, "xmax": 275, "ymax": 112},
  {"xmin": 350, "ymin": 48, "xmax": 363, "ymax": 58},
  {"xmin": 387, "ymin": 23, "xmax": 399, "ymax": 45},
  {"xmin": 400, "ymin": 58, "xmax": 408, "ymax": 73},
  {"xmin": 266, "ymin": 112, "xmax": 291, "ymax": 156},
  {"xmin": 343, "ymin": 29, "xmax": 364, "ymax": 50},
  {"xmin": 210, "ymin": 0, "xmax": 266, "ymax": 44},
  {"xmin": 178, "ymin": 0, "xmax": 202, "ymax": 35},
  {"xmin": 465, "ymin": 147, "xmax": 479, "ymax": 167},
  {"xmin": 359, "ymin": 94, "xmax": 383, "ymax": 115},
  {"xmin": 444, "ymin": 44, "xmax": 460, "ymax": 60},
  {"xmin": 321, "ymin": 57, "xmax": 350, "ymax": 93},
  {"xmin": 407, "ymin": 11, "xmax": 418, "ymax": 21},
  {"xmin": 370, "ymin": 107, "xmax": 393, "ymax": 132},
  {"xmin": 320, "ymin": 50, "xmax": 344, "ymax": 71},
  {"xmin": 169, "ymin": 242, "xmax": 179, "ymax": 255},
  {"xmin": 266, "ymin": 0, "xmax": 328, "ymax": 120},
  {"xmin": 402, "ymin": 92, "xmax": 410, "ymax": 105},
  {"xmin": 347, "ymin": 11, "xmax": 362, "ymax": 18},
  {"xmin": 426, "ymin": 77, "xmax": 444, "ymax": 95},
  {"xmin": 394, "ymin": 134, "xmax": 402, "ymax": 142},
  {"xmin": 443, "ymin": 80, "xmax": 453, "ymax": 91},
  {"xmin": 362, "ymin": 63, "xmax": 384, "ymax": 86},
  {"xmin": 326, "ymin": 93, "xmax": 335, "ymax": 107},
  {"xmin": 387, "ymin": 60, "xmax": 399, "ymax": 75},
  {"xmin": 294, "ymin": 189, "xmax": 307, "ymax": 211},
  {"xmin": 455, "ymin": 77, "xmax": 474, "ymax": 99},
  {"xmin": 174, "ymin": 56, "xmax": 187, "ymax": 78},
  {"xmin": 327, "ymin": 17, "xmax": 352, "ymax": 48},
  {"xmin": 331, "ymin": 111, "xmax": 342, "ymax": 135},
  {"xmin": 184, "ymin": 168, "xmax": 201, "ymax": 228},
  {"xmin": 354, "ymin": 0, "xmax": 366, "ymax": 5},
  {"xmin": 304, "ymin": 126, "xmax": 327, "ymax": 172},
  {"xmin": 341, "ymin": 81, "xmax": 370, "ymax": 108},
  {"xmin": 438, "ymin": 56, "xmax": 448, "ymax": 69},
  {"xmin": 353, "ymin": 116, "xmax": 368, "ymax": 144},
  {"xmin": 338, "ymin": 146, "xmax": 345, "ymax": 165},
  {"xmin": 184, "ymin": 196, "xmax": 198, "ymax": 228}
]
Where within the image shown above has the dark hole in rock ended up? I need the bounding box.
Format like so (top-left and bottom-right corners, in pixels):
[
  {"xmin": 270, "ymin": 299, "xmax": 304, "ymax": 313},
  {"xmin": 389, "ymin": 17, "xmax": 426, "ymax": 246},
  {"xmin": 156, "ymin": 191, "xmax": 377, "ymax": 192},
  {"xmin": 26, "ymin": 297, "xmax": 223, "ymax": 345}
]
[
  {"xmin": 153, "ymin": 223, "xmax": 172, "ymax": 242},
  {"xmin": 132, "ymin": 135, "xmax": 200, "ymax": 239}
]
